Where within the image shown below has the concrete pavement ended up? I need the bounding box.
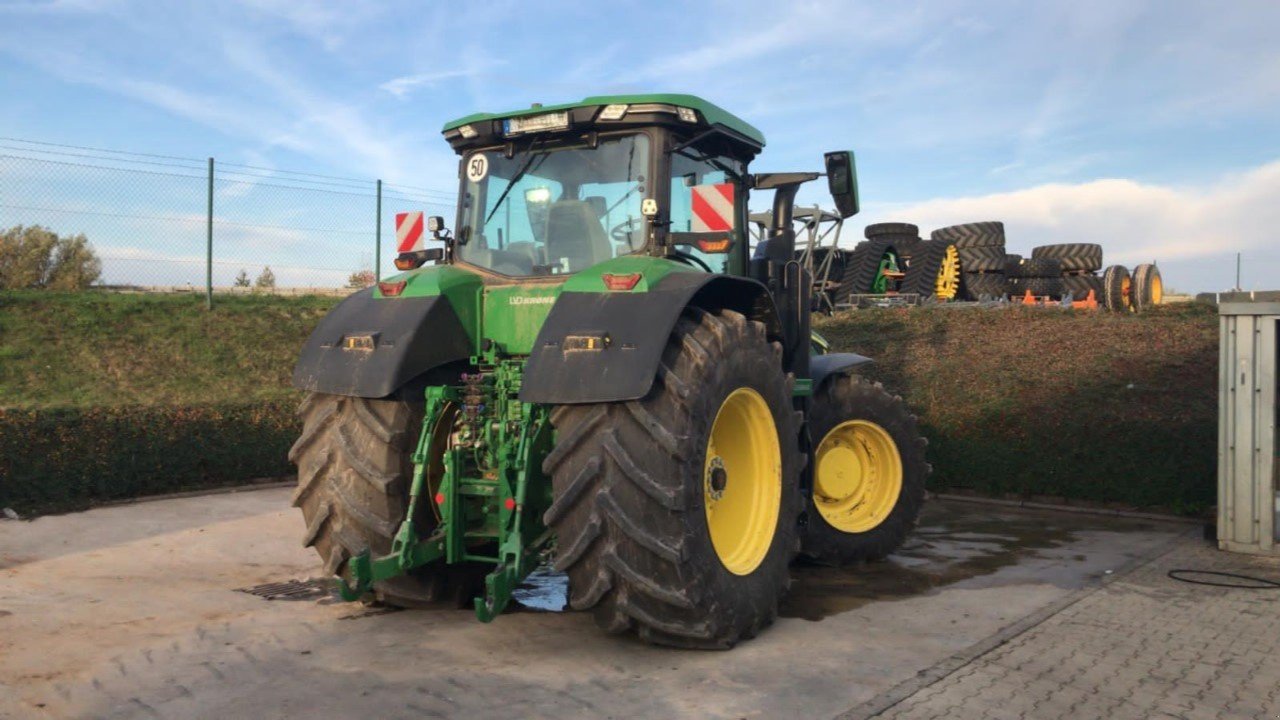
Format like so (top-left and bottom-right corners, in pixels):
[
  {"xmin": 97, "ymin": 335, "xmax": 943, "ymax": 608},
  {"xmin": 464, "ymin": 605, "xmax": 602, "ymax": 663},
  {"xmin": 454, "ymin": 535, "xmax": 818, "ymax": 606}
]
[{"xmin": 0, "ymin": 488, "xmax": 1218, "ymax": 719}]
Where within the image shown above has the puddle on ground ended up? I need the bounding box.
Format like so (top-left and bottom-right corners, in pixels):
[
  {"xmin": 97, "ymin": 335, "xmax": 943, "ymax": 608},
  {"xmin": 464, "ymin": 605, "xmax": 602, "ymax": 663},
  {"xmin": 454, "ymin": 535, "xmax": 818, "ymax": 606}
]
[
  {"xmin": 780, "ymin": 501, "xmax": 1153, "ymax": 621},
  {"xmin": 512, "ymin": 568, "xmax": 568, "ymax": 612},
  {"xmin": 290, "ymin": 501, "xmax": 1159, "ymax": 622}
]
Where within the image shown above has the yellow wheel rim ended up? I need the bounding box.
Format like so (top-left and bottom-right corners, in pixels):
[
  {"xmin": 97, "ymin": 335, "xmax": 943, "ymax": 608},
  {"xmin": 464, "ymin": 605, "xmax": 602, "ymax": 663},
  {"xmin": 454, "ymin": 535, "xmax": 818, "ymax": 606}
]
[
  {"xmin": 1151, "ymin": 273, "xmax": 1163, "ymax": 304},
  {"xmin": 813, "ymin": 420, "xmax": 903, "ymax": 533},
  {"xmin": 1122, "ymin": 276, "xmax": 1134, "ymax": 311},
  {"xmin": 935, "ymin": 244, "xmax": 960, "ymax": 300},
  {"xmin": 704, "ymin": 388, "xmax": 781, "ymax": 576}
]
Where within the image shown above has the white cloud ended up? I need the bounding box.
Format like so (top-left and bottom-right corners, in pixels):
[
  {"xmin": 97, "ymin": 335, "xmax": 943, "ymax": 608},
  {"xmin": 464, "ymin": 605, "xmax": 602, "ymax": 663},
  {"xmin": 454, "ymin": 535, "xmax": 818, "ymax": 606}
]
[
  {"xmin": 863, "ymin": 159, "xmax": 1280, "ymax": 292},
  {"xmin": 380, "ymin": 69, "xmax": 476, "ymax": 99}
]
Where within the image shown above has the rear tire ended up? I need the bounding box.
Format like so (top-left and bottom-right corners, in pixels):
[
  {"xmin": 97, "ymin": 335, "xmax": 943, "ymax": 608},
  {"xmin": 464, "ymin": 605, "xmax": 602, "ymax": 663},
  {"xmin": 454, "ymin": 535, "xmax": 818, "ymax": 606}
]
[
  {"xmin": 544, "ymin": 308, "xmax": 801, "ymax": 649},
  {"xmin": 800, "ymin": 376, "xmax": 929, "ymax": 565},
  {"xmin": 290, "ymin": 393, "xmax": 482, "ymax": 607}
]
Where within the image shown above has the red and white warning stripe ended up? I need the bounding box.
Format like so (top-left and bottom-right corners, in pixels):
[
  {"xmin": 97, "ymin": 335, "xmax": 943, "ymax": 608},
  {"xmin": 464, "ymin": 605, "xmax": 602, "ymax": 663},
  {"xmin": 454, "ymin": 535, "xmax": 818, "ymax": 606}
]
[
  {"xmin": 395, "ymin": 211, "xmax": 424, "ymax": 253},
  {"xmin": 690, "ymin": 183, "xmax": 735, "ymax": 232}
]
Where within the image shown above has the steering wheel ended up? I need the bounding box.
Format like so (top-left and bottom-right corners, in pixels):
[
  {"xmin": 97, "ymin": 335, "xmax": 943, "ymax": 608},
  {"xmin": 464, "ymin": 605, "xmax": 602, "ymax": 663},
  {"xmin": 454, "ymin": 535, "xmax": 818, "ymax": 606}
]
[
  {"xmin": 669, "ymin": 249, "xmax": 714, "ymax": 273},
  {"xmin": 610, "ymin": 217, "xmax": 643, "ymax": 246}
]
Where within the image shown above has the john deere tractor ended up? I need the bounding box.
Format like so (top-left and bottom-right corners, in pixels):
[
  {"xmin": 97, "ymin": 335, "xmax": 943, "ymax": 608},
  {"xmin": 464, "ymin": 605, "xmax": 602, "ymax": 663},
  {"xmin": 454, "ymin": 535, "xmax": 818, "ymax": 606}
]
[{"xmin": 290, "ymin": 94, "xmax": 928, "ymax": 648}]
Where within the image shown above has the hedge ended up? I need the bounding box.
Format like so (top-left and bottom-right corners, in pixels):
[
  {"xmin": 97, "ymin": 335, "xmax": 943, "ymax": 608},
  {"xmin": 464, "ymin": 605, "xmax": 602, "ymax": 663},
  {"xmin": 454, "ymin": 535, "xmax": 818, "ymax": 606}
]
[
  {"xmin": 0, "ymin": 400, "xmax": 299, "ymax": 514},
  {"xmin": 815, "ymin": 302, "xmax": 1219, "ymax": 515}
]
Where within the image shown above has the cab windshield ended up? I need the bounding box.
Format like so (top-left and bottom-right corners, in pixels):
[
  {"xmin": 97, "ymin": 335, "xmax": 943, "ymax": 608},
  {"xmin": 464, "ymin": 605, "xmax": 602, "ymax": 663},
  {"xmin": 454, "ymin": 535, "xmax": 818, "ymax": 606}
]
[{"xmin": 458, "ymin": 133, "xmax": 650, "ymax": 277}]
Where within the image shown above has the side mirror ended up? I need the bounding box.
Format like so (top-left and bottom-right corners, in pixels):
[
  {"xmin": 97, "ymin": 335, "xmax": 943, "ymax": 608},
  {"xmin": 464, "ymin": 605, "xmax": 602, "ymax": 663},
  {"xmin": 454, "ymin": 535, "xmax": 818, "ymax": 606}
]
[{"xmin": 824, "ymin": 151, "xmax": 860, "ymax": 218}]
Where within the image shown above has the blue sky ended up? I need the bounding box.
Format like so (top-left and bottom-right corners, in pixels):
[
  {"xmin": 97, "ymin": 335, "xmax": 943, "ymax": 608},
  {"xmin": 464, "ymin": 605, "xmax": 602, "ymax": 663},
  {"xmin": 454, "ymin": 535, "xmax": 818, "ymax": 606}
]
[{"xmin": 2, "ymin": 0, "xmax": 1279, "ymax": 290}]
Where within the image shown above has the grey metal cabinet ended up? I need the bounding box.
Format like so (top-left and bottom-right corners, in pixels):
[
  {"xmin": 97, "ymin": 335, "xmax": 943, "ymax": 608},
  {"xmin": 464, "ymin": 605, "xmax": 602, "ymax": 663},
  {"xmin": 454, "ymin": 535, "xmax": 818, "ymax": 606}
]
[{"xmin": 1218, "ymin": 295, "xmax": 1280, "ymax": 556}]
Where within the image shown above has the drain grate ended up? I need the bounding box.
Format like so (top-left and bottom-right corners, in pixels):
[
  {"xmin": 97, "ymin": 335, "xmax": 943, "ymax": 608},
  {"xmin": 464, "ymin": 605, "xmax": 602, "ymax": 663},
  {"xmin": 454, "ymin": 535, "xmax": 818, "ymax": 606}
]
[{"xmin": 237, "ymin": 578, "xmax": 333, "ymax": 601}]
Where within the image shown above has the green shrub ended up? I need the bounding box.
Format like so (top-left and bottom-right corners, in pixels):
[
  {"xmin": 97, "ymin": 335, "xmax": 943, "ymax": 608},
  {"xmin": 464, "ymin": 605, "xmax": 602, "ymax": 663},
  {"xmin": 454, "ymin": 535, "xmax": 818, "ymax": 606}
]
[
  {"xmin": 814, "ymin": 302, "xmax": 1219, "ymax": 514},
  {"xmin": 0, "ymin": 401, "xmax": 299, "ymax": 514}
]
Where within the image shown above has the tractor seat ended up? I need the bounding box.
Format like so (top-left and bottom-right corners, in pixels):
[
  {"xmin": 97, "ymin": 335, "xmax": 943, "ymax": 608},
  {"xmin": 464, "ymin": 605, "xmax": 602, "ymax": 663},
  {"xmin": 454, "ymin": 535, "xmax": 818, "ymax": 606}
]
[{"xmin": 545, "ymin": 199, "xmax": 612, "ymax": 272}]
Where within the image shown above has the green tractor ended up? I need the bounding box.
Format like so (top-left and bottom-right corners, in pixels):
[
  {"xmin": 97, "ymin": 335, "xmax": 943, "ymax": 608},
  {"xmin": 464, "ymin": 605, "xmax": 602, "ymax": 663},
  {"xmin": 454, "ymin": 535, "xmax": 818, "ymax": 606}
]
[{"xmin": 290, "ymin": 94, "xmax": 929, "ymax": 648}]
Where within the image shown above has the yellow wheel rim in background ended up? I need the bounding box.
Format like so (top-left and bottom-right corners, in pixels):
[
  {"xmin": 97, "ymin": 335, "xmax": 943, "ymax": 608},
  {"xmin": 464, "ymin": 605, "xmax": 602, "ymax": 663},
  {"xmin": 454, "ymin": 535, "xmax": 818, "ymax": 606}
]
[
  {"xmin": 935, "ymin": 244, "xmax": 960, "ymax": 300},
  {"xmin": 814, "ymin": 420, "xmax": 903, "ymax": 533},
  {"xmin": 704, "ymin": 388, "xmax": 781, "ymax": 575},
  {"xmin": 1151, "ymin": 273, "xmax": 1163, "ymax": 305}
]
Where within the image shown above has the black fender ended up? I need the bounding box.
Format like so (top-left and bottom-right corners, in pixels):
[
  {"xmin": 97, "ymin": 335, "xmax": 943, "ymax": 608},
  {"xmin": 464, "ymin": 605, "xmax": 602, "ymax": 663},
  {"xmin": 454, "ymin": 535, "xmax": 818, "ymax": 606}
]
[
  {"xmin": 520, "ymin": 273, "xmax": 781, "ymax": 405},
  {"xmin": 810, "ymin": 352, "xmax": 873, "ymax": 392},
  {"xmin": 292, "ymin": 287, "xmax": 472, "ymax": 398}
]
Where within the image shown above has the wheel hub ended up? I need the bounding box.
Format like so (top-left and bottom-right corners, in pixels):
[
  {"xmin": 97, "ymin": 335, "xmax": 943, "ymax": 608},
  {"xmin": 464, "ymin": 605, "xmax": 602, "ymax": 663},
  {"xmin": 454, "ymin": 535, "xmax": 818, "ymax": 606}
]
[
  {"xmin": 813, "ymin": 420, "xmax": 903, "ymax": 533},
  {"xmin": 703, "ymin": 388, "xmax": 782, "ymax": 576},
  {"xmin": 706, "ymin": 456, "xmax": 727, "ymax": 500}
]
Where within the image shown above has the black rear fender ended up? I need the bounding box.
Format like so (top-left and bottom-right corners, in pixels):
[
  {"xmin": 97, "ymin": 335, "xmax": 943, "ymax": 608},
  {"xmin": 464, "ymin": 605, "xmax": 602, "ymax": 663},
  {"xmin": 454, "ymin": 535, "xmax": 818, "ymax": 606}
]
[{"xmin": 520, "ymin": 273, "xmax": 780, "ymax": 405}]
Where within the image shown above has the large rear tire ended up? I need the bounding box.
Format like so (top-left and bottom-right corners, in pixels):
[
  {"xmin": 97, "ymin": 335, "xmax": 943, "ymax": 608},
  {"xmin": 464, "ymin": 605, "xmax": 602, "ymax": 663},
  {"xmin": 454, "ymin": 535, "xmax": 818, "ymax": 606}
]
[
  {"xmin": 800, "ymin": 376, "xmax": 929, "ymax": 565},
  {"xmin": 289, "ymin": 394, "xmax": 482, "ymax": 607},
  {"xmin": 543, "ymin": 308, "xmax": 801, "ymax": 649}
]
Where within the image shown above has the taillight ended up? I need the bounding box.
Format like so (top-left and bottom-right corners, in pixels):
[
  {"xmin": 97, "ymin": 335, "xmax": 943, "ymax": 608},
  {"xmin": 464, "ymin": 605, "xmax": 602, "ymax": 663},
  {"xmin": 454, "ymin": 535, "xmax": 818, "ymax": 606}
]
[
  {"xmin": 601, "ymin": 272, "xmax": 642, "ymax": 291},
  {"xmin": 378, "ymin": 281, "xmax": 406, "ymax": 297}
]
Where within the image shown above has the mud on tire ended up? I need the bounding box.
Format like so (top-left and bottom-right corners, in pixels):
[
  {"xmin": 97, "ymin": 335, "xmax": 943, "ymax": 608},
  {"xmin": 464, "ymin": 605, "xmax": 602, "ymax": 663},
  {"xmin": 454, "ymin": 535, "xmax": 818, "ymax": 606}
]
[
  {"xmin": 543, "ymin": 308, "xmax": 801, "ymax": 649},
  {"xmin": 800, "ymin": 376, "xmax": 929, "ymax": 565}
]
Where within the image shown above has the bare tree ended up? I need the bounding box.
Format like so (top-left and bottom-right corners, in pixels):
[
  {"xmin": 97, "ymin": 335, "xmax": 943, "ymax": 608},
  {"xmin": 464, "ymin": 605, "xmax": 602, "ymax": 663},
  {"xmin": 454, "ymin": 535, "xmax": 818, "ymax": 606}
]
[{"xmin": 254, "ymin": 266, "xmax": 276, "ymax": 289}]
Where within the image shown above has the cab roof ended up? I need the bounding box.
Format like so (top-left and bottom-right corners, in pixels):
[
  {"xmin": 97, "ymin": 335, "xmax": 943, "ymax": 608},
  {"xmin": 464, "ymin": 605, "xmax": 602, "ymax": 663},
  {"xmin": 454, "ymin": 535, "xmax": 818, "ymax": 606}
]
[{"xmin": 441, "ymin": 93, "xmax": 766, "ymax": 148}]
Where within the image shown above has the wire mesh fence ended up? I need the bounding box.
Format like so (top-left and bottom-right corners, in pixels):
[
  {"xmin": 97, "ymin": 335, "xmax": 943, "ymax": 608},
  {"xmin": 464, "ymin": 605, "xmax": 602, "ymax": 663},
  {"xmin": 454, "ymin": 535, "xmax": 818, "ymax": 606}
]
[{"xmin": 0, "ymin": 137, "xmax": 456, "ymax": 298}]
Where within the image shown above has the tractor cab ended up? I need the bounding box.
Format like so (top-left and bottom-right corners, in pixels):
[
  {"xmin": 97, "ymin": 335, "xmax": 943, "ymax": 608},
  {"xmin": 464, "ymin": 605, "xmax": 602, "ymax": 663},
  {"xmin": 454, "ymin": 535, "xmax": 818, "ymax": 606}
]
[{"xmin": 398, "ymin": 94, "xmax": 856, "ymax": 288}]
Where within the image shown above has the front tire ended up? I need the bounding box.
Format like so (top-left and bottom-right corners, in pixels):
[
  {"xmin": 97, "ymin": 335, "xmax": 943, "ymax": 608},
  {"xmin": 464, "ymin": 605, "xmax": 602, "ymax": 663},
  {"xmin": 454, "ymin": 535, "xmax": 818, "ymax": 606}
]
[
  {"xmin": 543, "ymin": 308, "xmax": 801, "ymax": 649},
  {"xmin": 800, "ymin": 376, "xmax": 929, "ymax": 565}
]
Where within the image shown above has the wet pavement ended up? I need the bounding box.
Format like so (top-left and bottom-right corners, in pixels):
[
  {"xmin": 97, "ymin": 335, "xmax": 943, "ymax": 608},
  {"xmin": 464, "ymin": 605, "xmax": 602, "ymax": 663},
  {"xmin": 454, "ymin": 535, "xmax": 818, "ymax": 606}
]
[{"xmin": 0, "ymin": 488, "xmax": 1193, "ymax": 719}]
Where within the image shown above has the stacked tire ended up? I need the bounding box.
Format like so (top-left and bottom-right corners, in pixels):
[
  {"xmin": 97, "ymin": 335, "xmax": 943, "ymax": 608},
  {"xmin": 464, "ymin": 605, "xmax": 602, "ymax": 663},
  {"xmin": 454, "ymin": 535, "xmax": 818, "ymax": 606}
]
[
  {"xmin": 865, "ymin": 222, "xmax": 923, "ymax": 266},
  {"xmin": 1007, "ymin": 257, "xmax": 1064, "ymax": 299},
  {"xmin": 1031, "ymin": 244, "xmax": 1102, "ymax": 302},
  {"xmin": 932, "ymin": 221, "xmax": 1008, "ymax": 300},
  {"xmin": 836, "ymin": 222, "xmax": 916, "ymax": 301}
]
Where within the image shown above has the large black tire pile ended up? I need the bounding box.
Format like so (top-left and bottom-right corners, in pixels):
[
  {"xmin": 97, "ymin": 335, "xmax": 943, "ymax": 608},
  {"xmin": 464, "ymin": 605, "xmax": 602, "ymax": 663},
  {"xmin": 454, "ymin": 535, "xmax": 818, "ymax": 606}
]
[
  {"xmin": 1031, "ymin": 243, "xmax": 1102, "ymax": 301},
  {"xmin": 837, "ymin": 218, "xmax": 1161, "ymax": 312},
  {"xmin": 933, "ymin": 221, "xmax": 1007, "ymax": 301}
]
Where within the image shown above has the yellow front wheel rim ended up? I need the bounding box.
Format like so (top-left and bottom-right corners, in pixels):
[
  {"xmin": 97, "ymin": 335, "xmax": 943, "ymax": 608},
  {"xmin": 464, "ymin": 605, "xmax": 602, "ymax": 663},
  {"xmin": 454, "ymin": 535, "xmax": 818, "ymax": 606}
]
[
  {"xmin": 935, "ymin": 244, "xmax": 960, "ymax": 300},
  {"xmin": 1151, "ymin": 273, "xmax": 1163, "ymax": 304},
  {"xmin": 814, "ymin": 420, "xmax": 903, "ymax": 533},
  {"xmin": 704, "ymin": 388, "xmax": 781, "ymax": 575}
]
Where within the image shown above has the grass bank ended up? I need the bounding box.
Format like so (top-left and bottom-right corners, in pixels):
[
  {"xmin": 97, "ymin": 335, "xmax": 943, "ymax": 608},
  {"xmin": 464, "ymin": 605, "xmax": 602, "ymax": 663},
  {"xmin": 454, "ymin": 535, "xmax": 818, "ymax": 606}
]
[
  {"xmin": 1, "ymin": 291, "xmax": 1219, "ymax": 515},
  {"xmin": 815, "ymin": 302, "xmax": 1219, "ymax": 514},
  {"xmin": 0, "ymin": 291, "xmax": 340, "ymax": 513}
]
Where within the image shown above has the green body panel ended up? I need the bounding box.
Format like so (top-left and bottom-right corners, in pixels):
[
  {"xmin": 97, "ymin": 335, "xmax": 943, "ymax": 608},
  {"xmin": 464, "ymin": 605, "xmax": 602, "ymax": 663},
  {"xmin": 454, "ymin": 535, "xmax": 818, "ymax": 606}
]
[
  {"xmin": 442, "ymin": 93, "xmax": 765, "ymax": 147},
  {"xmin": 480, "ymin": 284, "xmax": 561, "ymax": 355},
  {"xmin": 560, "ymin": 254, "xmax": 699, "ymax": 293},
  {"xmin": 377, "ymin": 256, "xmax": 703, "ymax": 354}
]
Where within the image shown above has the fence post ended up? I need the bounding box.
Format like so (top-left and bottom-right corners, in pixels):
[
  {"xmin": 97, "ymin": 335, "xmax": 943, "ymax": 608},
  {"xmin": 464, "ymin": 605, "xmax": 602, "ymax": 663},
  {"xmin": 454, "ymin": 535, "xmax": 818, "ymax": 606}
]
[
  {"xmin": 375, "ymin": 179, "xmax": 383, "ymax": 283},
  {"xmin": 206, "ymin": 157, "xmax": 214, "ymax": 310}
]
